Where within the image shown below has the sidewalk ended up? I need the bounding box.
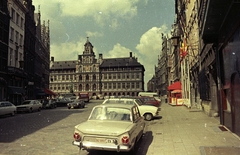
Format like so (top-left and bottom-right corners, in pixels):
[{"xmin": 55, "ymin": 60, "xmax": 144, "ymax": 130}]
[{"xmin": 142, "ymin": 103, "xmax": 240, "ymax": 155}]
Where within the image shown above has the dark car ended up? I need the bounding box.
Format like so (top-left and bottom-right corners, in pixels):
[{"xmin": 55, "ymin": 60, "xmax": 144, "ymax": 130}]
[
  {"xmin": 139, "ymin": 96, "xmax": 161, "ymax": 107},
  {"xmin": 67, "ymin": 99, "xmax": 85, "ymax": 109},
  {"xmin": 42, "ymin": 100, "xmax": 57, "ymax": 109},
  {"xmin": 56, "ymin": 98, "xmax": 72, "ymax": 107}
]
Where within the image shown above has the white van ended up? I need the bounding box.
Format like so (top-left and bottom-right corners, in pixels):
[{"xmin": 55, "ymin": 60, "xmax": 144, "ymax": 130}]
[{"xmin": 138, "ymin": 92, "xmax": 161, "ymax": 102}]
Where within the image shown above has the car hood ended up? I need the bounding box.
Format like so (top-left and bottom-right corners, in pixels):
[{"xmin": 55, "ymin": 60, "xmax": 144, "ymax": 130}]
[{"xmin": 75, "ymin": 121, "xmax": 132, "ymax": 136}]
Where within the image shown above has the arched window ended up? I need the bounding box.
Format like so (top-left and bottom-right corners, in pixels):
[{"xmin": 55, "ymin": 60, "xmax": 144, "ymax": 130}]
[
  {"xmin": 86, "ymin": 84, "xmax": 89, "ymax": 91},
  {"xmin": 93, "ymin": 74, "xmax": 96, "ymax": 81},
  {"xmin": 86, "ymin": 74, "xmax": 89, "ymax": 81},
  {"xmin": 79, "ymin": 75, "xmax": 82, "ymax": 81},
  {"xmin": 79, "ymin": 84, "xmax": 82, "ymax": 91},
  {"xmin": 92, "ymin": 84, "xmax": 96, "ymax": 91}
]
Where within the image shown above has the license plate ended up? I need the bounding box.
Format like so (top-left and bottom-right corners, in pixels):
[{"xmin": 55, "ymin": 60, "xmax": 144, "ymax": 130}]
[
  {"xmin": 105, "ymin": 139, "xmax": 115, "ymax": 143},
  {"xmin": 96, "ymin": 138, "xmax": 106, "ymax": 143}
]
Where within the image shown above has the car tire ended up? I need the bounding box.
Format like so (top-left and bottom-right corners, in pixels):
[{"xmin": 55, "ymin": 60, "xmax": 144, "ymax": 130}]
[
  {"xmin": 29, "ymin": 108, "xmax": 33, "ymax": 113},
  {"xmin": 68, "ymin": 106, "xmax": 71, "ymax": 109},
  {"xmin": 51, "ymin": 104, "xmax": 54, "ymax": 109},
  {"xmin": 11, "ymin": 111, "xmax": 15, "ymax": 116},
  {"xmin": 38, "ymin": 107, "xmax": 41, "ymax": 111},
  {"xmin": 144, "ymin": 113, "xmax": 153, "ymax": 121}
]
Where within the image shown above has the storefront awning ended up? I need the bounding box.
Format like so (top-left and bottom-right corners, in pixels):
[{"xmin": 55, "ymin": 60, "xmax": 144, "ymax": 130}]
[
  {"xmin": 44, "ymin": 88, "xmax": 57, "ymax": 96},
  {"xmin": 168, "ymin": 81, "xmax": 181, "ymax": 91},
  {"xmin": 171, "ymin": 89, "xmax": 182, "ymax": 94},
  {"xmin": 8, "ymin": 86, "xmax": 25, "ymax": 95}
]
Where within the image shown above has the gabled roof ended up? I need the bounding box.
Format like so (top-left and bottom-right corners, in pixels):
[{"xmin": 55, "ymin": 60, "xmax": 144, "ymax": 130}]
[
  {"xmin": 50, "ymin": 60, "xmax": 77, "ymax": 69},
  {"xmin": 100, "ymin": 57, "xmax": 143, "ymax": 68}
]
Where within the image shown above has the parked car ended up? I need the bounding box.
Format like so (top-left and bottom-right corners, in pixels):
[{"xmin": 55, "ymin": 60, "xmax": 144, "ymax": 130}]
[
  {"xmin": 102, "ymin": 98, "xmax": 160, "ymax": 121},
  {"xmin": 16, "ymin": 100, "xmax": 42, "ymax": 113},
  {"xmin": 139, "ymin": 96, "xmax": 161, "ymax": 107},
  {"xmin": 56, "ymin": 98, "xmax": 72, "ymax": 107},
  {"xmin": 0, "ymin": 101, "xmax": 16, "ymax": 116},
  {"xmin": 42, "ymin": 99, "xmax": 57, "ymax": 109},
  {"xmin": 72, "ymin": 103, "xmax": 145, "ymax": 153},
  {"xmin": 67, "ymin": 99, "xmax": 85, "ymax": 109}
]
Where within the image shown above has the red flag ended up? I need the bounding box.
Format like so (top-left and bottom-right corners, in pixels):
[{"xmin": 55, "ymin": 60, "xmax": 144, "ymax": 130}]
[{"xmin": 180, "ymin": 39, "xmax": 187, "ymax": 58}]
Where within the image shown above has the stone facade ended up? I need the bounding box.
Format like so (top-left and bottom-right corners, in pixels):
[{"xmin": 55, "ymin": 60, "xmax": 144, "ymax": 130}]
[{"xmin": 49, "ymin": 38, "xmax": 145, "ymax": 97}]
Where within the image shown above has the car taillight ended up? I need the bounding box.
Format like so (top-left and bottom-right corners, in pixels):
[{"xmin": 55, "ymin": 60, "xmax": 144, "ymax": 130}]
[
  {"xmin": 121, "ymin": 136, "xmax": 129, "ymax": 144},
  {"xmin": 73, "ymin": 132, "xmax": 81, "ymax": 141}
]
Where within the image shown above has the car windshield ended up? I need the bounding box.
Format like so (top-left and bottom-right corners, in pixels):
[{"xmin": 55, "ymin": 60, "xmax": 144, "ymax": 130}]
[{"xmin": 89, "ymin": 107, "xmax": 131, "ymax": 122}]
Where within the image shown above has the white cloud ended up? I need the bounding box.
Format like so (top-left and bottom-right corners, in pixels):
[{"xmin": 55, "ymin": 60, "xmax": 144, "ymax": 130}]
[
  {"xmin": 34, "ymin": 0, "xmax": 139, "ymax": 26},
  {"xmin": 105, "ymin": 43, "xmax": 132, "ymax": 58},
  {"xmin": 135, "ymin": 25, "xmax": 169, "ymax": 88},
  {"xmin": 50, "ymin": 37, "xmax": 98, "ymax": 61}
]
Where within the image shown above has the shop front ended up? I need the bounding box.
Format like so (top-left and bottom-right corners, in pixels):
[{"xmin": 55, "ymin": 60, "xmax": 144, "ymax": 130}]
[{"xmin": 168, "ymin": 81, "xmax": 182, "ymax": 106}]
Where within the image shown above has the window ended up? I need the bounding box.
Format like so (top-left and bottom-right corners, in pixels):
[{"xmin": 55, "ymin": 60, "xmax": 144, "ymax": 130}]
[
  {"xmin": 10, "ymin": 27, "xmax": 14, "ymax": 41},
  {"xmin": 20, "ymin": 18, "xmax": 24, "ymax": 28},
  {"xmin": 122, "ymin": 83, "xmax": 125, "ymax": 89},
  {"xmin": 16, "ymin": 13, "xmax": 19, "ymax": 25},
  {"xmin": 108, "ymin": 83, "xmax": 112, "ymax": 89},
  {"xmin": 136, "ymin": 82, "xmax": 140, "ymax": 88},
  {"xmin": 113, "ymin": 83, "xmax": 116, "ymax": 89},
  {"xmin": 126, "ymin": 73, "xmax": 129, "ymax": 79},
  {"xmin": 118, "ymin": 83, "xmax": 121, "ymax": 89},
  {"xmin": 9, "ymin": 48, "xmax": 13, "ymax": 66},
  {"xmin": 136, "ymin": 73, "xmax": 140, "ymax": 78},
  {"xmin": 131, "ymin": 82, "xmax": 135, "ymax": 89},
  {"xmin": 117, "ymin": 73, "xmax": 120, "ymax": 79},
  {"xmin": 11, "ymin": 8, "xmax": 15, "ymax": 21},
  {"xmin": 109, "ymin": 74, "xmax": 112, "ymax": 79},
  {"xmin": 122, "ymin": 73, "xmax": 125, "ymax": 79},
  {"xmin": 15, "ymin": 31, "xmax": 19, "ymax": 44},
  {"xmin": 19, "ymin": 34, "xmax": 23, "ymax": 46}
]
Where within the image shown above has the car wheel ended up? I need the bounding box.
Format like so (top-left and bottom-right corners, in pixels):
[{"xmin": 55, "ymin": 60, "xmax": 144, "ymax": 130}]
[
  {"xmin": 82, "ymin": 104, "xmax": 85, "ymax": 108},
  {"xmin": 68, "ymin": 106, "xmax": 71, "ymax": 109},
  {"xmin": 51, "ymin": 104, "xmax": 54, "ymax": 109},
  {"xmin": 11, "ymin": 111, "xmax": 15, "ymax": 116},
  {"xmin": 29, "ymin": 108, "xmax": 33, "ymax": 113},
  {"xmin": 144, "ymin": 113, "xmax": 153, "ymax": 121}
]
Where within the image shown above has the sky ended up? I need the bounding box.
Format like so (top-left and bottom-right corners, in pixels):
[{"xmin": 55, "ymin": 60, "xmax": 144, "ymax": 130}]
[{"xmin": 32, "ymin": 0, "xmax": 175, "ymax": 90}]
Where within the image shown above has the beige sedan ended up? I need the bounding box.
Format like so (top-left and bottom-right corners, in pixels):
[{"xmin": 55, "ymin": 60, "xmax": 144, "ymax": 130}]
[
  {"xmin": 72, "ymin": 103, "xmax": 145, "ymax": 154},
  {"xmin": 0, "ymin": 101, "xmax": 16, "ymax": 116},
  {"xmin": 16, "ymin": 100, "xmax": 42, "ymax": 113}
]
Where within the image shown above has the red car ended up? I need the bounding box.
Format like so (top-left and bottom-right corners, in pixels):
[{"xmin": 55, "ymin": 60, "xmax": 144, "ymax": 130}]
[{"xmin": 139, "ymin": 96, "xmax": 161, "ymax": 107}]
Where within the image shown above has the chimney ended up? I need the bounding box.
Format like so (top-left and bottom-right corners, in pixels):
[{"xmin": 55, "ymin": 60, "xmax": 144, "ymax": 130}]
[{"xmin": 51, "ymin": 57, "xmax": 54, "ymax": 62}]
